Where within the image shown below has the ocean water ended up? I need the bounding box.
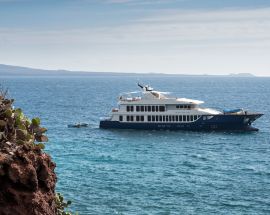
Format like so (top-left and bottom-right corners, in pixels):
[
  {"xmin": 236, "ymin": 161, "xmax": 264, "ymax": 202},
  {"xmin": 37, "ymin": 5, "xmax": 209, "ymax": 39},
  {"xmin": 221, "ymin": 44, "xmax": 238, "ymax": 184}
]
[{"xmin": 1, "ymin": 75, "xmax": 270, "ymax": 214}]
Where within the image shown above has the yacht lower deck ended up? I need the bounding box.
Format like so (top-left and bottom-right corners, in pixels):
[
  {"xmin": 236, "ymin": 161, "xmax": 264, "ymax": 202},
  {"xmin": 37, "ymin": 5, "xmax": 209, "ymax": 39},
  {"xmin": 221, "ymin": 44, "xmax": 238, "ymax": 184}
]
[{"xmin": 100, "ymin": 113, "xmax": 262, "ymax": 131}]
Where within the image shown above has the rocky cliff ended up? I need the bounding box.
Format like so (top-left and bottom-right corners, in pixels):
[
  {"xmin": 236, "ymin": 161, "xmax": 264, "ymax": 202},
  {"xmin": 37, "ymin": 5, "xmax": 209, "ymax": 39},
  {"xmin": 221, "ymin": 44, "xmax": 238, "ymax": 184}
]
[{"xmin": 0, "ymin": 93, "xmax": 58, "ymax": 215}]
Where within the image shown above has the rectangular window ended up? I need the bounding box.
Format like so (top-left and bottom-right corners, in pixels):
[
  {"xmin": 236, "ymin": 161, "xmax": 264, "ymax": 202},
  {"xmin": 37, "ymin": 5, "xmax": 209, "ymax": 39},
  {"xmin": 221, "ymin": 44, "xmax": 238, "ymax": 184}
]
[
  {"xmin": 130, "ymin": 116, "xmax": 134, "ymax": 121},
  {"xmin": 176, "ymin": 105, "xmax": 179, "ymax": 109},
  {"xmin": 172, "ymin": 115, "xmax": 175, "ymax": 121},
  {"xmin": 152, "ymin": 115, "xmax": 155, "ymax": 122},
  {"xmin": 187, "ymin": 115, "xmax": 190, "ymax": 121},
  {"xmin": 127, "ymin": 115, "xmax": 130, "ymax": 121},
  {"xmin": 190, "ymin": 115, "xmax": 193, "ymax": 121},
  {"xmin": 163, "ymin": 115, "xmax": 165, "ymax": 121},
  {"xmin": 180, "ymin": 105, "xmax": 183, "ymax": 109},
  {"xmin": 176, "ymin": 115, "xmax": 179, "ymax": 121},
  {"xmin": 148, "ymin": 106, "xmax": 151, "ymax": 112},
  {"xmin": 127, "ymin": 106, "xmax": 130, "ymax": 112},
  {"xmin": 159, "ymin": 115, "xmax": 162, "ymax": 122},
  {"xmin": 183, "ymin": 115, "xmax": 186, "ymax": 122},
  {"xmin": 156, "ymin": 106, "xmax": 159, "ymax": 112},
  {"xmin": 152, "ymin": 106, "xmax": 155, "ymax": 112},
  {"xmin": 179, "ymin": 115, "xmax": 182, "ymax": 121},
  {"xmin": 159, "ymin": 106, "xmax": 165, "ymax": 112},
  {"xmin": 166, "ymin": 116, "xmax": 169, "ymax": 122},
  {"xmin": 148, "ymin": 115, "xmax": 151, "ymax": 122},
  {"xmin": 141, "ymin": 116, "xmax": 144, "ymax": 122},
  {"xmin": 119, "ymin": 115, "xmax": 123, "ymax": 121},
  {"xmin": 194, "ymin": 115, "xmax": 197, "ymax": 120},
  {"xmin": 136, "ymin": 106, "xmax": 140, "ymax": 112},
  {"xmin": 144, "ymin": 106, "xmax": 147, "ymax": 112},
  {"xmin": 140, "ymin": 106, "xmax": 144, "ymax": 112},
  {"xmin": 136, "ymin": 116, "xmax": 140, "ymax": 121},
  {"xmin": 187, "ymin": 105, "xmax": 191, "ymax": 109},
  {"xmin": 156, "ymin": 115, "xmax": 159, "ymax": 121},
  {"xmin": 169, "ymin": 115, "xmax": 172, "ymax": 121},
  {"xmin": 130, "ymin": 106, "xmax": 134, "ymax": 112}
]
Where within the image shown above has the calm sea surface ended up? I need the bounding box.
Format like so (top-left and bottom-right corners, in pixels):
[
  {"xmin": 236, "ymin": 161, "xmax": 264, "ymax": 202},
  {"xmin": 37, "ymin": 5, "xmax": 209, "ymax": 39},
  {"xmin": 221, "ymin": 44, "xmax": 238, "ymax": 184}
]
[{"xmin": 1, "ymin": 76, "xmax": 270, "ymax": 214}]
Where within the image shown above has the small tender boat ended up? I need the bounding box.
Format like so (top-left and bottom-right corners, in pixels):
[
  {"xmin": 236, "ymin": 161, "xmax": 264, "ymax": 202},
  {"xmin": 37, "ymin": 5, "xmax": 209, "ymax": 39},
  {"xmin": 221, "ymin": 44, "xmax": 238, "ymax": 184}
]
[
  {"xmin": 100, "ymin": 83, "xmax": 263, "ymax": 131},
  {"xmin": 68, "ymin": 123, "xmax": 88, "ymax": 128}
]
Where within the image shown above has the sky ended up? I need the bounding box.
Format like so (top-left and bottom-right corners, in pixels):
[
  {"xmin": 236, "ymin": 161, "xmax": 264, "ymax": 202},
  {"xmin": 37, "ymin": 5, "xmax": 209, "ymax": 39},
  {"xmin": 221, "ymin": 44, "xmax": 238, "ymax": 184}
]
[{"xmin": 0, "ymin": 0, "xmax": 270, "ymax": 76}]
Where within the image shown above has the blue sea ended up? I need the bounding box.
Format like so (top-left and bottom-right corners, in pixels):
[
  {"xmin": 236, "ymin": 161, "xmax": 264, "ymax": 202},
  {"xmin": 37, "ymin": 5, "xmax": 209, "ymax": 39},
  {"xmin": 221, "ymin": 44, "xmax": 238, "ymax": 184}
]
[{"xmin": 1, "ymin": 76, "xmax": 270, "ymax": 214}]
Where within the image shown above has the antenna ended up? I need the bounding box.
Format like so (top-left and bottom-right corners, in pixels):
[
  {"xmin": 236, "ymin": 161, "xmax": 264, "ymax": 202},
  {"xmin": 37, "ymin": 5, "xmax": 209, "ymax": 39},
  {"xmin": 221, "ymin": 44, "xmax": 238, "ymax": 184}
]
[{"xmin": 137, "ymin": 82, "xmax": 144, "ymax": 89}]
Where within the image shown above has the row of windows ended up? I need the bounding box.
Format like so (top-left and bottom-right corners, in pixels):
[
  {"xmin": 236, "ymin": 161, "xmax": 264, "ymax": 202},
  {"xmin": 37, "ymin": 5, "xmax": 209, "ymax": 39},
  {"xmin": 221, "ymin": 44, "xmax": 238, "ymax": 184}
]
[
  {"xmin": 126, "ymin": 105, "xmax": 165, "ymax": 112},
  {"xmin": 176, "ymin": 105, "xmax": 192, "ymax": 109},
  {"xmin": 148, "ymin": 115, "xmax": 200, "ymax": 122},
  {"xmin": 119, "ymin": 115, "xmax": 201, "ymax": 122},
  {"xmin": 126, "ymin": 106, "xmax": 134, "ymax": 112},
  {"xmin": 127, "ymin": 105, "xmax": 165, "ymax": 112},
  {"xmin": 126, "ymin": 105, "xmax": 193, "ymax": 112},
  {"xmin": 119, "ymin": 115, "xmax": 144, "ymax": 122}
]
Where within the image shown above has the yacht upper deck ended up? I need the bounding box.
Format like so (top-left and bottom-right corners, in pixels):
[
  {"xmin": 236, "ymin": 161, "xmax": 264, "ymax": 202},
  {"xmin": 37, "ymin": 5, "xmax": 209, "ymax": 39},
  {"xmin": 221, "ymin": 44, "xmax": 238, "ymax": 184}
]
[{"xmin": 119, "ymin": 83, "xmax": 204, "ymax": 105}]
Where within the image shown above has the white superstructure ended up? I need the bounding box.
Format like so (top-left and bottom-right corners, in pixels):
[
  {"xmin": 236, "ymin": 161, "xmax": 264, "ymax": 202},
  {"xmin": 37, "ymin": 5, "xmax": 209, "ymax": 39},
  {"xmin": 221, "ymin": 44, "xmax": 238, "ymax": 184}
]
[{"xmin": 108, "ymin": 83, "xmax": 222, "ymax": 123}]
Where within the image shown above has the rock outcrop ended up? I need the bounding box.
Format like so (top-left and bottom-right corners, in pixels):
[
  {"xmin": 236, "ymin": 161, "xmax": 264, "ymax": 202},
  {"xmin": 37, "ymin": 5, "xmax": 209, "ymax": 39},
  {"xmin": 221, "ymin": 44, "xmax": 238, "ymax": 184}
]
[{"xmin": 0, "ymin": 93, "xmax": 57, "ymax": 215}]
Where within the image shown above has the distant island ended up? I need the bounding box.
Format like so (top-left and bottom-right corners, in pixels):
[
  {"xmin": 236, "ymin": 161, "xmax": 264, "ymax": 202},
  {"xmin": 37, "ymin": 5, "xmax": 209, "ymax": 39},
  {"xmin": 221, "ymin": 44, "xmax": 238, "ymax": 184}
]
[
  {"xmin": 0, "ymin": 64, "xmax": 256, "ymax": 77},
  {"xmin": 229, "ymin": 73, "xmax": 255, "ymax": 77}
]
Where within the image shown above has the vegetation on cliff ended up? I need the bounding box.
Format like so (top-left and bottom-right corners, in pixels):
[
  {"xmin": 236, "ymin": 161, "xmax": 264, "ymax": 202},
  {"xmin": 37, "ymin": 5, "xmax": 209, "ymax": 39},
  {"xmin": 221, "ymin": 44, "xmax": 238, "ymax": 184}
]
[{"xmin": 0, "ymin": 89, "xmax": 73, "ymax": 215}]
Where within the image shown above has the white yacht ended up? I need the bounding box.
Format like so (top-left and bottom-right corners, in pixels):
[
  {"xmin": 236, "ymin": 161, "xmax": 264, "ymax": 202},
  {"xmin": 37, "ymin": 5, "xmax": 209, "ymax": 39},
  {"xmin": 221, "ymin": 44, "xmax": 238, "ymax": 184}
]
[{"xmin": 100, "ymin": 83, "xmax": 263, "ymax": 131}]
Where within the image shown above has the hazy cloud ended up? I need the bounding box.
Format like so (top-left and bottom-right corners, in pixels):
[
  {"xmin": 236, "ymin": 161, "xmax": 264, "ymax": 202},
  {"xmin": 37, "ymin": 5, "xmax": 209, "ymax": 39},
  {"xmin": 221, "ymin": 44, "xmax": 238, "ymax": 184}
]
[
  {"xmin": 102, "ymin": 0, "xmax": 177, "ymax": 5},
  {"xmin": 1, "ymin": 7, "xmax": 270, "ymax": 75},
  {"xmin": 2, "ymin": 7, "xmax": 269, "ymax": 44}
]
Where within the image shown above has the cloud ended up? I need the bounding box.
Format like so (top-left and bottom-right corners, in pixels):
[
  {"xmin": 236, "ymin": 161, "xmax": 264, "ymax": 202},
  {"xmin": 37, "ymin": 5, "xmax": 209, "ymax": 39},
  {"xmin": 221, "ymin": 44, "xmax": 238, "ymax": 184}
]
[
  {"xmin": 103, "ymin": 0, "xmax": 134, "ymax": 3},
  {"xmin": 2, "ymin": 7, "xmax": 269, "ymax": 45},
  {"xmin": 0, "ymin": 0, "xmax": 176, "ymax": 4},
  {"xmin": 1, "ymin": 7, "xmax": 270, "ymax": 75},
  {"xmin": 98, "ymin": 0, "xmax": 178, "ymax": 5},
  {"xmin": 0, "ymin": 0, "xmax": 31, "ymax": 2}
]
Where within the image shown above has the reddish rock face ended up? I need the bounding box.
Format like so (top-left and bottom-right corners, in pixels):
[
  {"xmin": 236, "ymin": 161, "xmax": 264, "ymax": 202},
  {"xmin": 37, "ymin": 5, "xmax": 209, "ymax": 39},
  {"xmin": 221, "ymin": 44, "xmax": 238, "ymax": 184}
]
[
  {"xmin": 0, "ymin": 95, "xmax": 58, "ymax": 215},
  {"xmin": 0, "ymin": 143, "xmax": 57, "ymax": 215}
]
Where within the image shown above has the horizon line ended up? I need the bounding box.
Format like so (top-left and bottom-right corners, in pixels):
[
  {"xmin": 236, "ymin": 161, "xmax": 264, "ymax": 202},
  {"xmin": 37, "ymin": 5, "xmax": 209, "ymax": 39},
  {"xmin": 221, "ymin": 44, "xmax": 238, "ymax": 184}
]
[{"xmin": 1, "ymin": 63, "xmax": 269, "ymax": 77}]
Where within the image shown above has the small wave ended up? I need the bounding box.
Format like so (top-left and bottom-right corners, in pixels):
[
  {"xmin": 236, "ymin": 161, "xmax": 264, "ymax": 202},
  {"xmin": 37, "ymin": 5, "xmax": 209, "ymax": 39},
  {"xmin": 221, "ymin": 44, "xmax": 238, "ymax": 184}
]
[
  {"xmin": 221, "ymin": 201, "xmax": 251, "ymax": 208},
  {"xmin": 182, "ymin": 161, "xmax": 197, "ymax": 168},
  {"xmin": 98, "ymin": 136, "xmax": 117, "ymax": 141},
  {"xmin": 242, "ymin": 165, "xmax": 270, "ymax": 176},
  {"xmin": 92, "ymin": 155, "xmax": 130, "ymax": 165},
  {"xmin": 190, "ymin": 154, "xmax": 208, "ymax": 161}
]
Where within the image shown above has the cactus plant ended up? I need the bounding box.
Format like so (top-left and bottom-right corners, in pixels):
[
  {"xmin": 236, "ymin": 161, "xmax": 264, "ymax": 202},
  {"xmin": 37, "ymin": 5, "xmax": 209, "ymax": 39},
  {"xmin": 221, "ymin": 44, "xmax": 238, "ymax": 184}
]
[{"xmin": 0, "ymin": 87, "xmax": 76, "ymax": 215}]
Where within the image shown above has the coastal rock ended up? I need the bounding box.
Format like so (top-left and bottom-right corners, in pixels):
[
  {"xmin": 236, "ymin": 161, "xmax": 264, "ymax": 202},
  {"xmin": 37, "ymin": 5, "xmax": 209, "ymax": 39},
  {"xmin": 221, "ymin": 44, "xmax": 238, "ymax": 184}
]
[
  {"xmin": 0, "ymin": 95, "xmax": 57, "ymax": 215},
  {"xmin": 0, "ymin": 144, "xmax": 57, "ymax": 215}
]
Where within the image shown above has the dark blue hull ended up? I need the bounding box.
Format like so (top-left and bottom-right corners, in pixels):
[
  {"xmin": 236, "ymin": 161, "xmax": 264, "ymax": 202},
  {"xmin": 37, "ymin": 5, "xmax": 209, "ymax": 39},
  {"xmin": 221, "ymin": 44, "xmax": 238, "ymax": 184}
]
[{"xmin": 100, "ymin": 114, "xmax": 262, "ymax": 131}]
